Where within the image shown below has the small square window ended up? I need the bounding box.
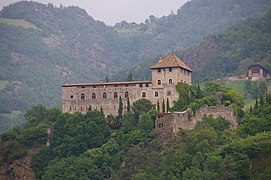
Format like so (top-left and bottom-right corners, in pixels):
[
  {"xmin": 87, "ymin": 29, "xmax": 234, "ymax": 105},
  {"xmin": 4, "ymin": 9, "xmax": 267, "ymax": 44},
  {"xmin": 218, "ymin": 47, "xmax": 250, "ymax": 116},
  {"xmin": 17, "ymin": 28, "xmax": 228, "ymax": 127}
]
[
  {"xmin": 158, "ymin": 69, "xmax": 161, "ymax": 73},
  {"xmin": 70, "ymin": 95, "xmax": 73, "ymax": 99},
  {"xmin": 146, "ymin": 83, "xmax": 149, "ymax": 87},
  {"xmin": 169, "ymin": 68, "xmax": 172, "ymax": 72},
  {"xmin": 139, "ymin": 84, "xmax": 143, "ymax": 87}
]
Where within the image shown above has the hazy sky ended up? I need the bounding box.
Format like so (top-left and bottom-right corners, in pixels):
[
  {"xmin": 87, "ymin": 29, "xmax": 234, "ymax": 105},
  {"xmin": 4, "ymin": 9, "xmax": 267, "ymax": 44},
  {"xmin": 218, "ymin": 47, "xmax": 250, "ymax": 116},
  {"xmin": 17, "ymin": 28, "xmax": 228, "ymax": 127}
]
[{"xmin": 0, "ymin": 0, "xmax": 188, "ymax": 25}]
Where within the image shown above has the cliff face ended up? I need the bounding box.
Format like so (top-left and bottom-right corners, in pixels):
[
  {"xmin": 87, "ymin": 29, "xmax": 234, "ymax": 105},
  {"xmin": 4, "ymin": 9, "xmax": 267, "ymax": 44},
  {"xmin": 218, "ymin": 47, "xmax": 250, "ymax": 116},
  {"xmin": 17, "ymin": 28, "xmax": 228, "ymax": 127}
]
[{"xmin": 0, "ymin": 148, "xmax": 37, "ymax": 180}]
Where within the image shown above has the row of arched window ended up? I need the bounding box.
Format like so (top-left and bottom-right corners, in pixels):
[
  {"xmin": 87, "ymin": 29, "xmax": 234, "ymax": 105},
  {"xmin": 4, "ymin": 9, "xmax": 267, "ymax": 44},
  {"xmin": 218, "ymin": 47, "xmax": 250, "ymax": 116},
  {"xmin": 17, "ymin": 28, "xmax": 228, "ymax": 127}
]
[
  {"xmin": 80, "ymin": 92, "xmax": 129, "ymax": 100},
  {"xmin": 157, "ymin": 79, "xmax": 173, "ymax": 85}
]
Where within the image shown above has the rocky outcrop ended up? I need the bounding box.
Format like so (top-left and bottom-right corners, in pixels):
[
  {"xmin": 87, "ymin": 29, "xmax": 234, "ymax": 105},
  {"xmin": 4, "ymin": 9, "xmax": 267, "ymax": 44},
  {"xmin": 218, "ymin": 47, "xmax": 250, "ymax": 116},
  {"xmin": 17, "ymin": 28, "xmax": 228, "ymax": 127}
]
[{"xmin": 0, "ymin": 148, "xmax": 37, "ymax": 180}]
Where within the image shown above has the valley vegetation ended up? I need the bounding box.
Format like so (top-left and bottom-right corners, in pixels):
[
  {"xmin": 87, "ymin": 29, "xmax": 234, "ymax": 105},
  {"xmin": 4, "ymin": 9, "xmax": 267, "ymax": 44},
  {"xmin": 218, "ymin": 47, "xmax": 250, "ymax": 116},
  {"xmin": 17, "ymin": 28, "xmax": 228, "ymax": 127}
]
[{"xmin": 1, "ymin": 82, "xmax": 271, "ymax": 179}]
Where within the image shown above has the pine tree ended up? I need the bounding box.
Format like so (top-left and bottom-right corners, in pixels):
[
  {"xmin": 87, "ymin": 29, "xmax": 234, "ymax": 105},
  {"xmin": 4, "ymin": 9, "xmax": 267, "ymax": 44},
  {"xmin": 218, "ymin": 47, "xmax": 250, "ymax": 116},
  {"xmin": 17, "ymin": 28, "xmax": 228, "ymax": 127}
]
[
  {"xmin": 196, "ymin": 83, "xmax": 202, "ymax": 98},
  {"xmin": 127, "ymin": 96, "xmax": 130, "ymax": 112},
  {"xmin": 249, "ymin": 105, "xmax": 253, "ymax": 113},
  {"xmin": 162, "ymin": 99, "xmax": 165, "ymax": 113},
  {"xmin": 100, "ymin": 106, "xmax": 103, "ymax": 114},
  {"xmin": 166, "ymin": 98, "xmax": 170, "ymax": 113},
  {"xmin": 118, "ymin": 96, "xmax": 123, "ymax": 117},
  {"xmin": 255, "ymin": 98, "xmax": 259, "ymax": 109},
  {"xmin": 259, "ymin": 94, "xmax": 264, "ymax": 106},
  {"xmin": 88, "ymin": 105, "xmax": 92, "ymax": 112},
  {"xmin": 105, "ymin": 75, "xmax": 109, "ymax": 82},
  {"xmin": 157, "ymin": 100, "xmax": 160, "ymax": 111},
  {"xmin": 127, "ymin": 71, "xmax": 133, "ymax": 81}
]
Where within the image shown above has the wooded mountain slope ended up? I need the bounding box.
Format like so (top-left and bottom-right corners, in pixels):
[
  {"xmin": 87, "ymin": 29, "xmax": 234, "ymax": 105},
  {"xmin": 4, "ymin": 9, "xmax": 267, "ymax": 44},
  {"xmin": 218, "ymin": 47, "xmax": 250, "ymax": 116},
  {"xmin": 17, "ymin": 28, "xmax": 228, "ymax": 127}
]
[
  {"xmin": 115, "ymin": 10, "xmax": 271, "ymax": 82},
  {"xmin": 0, "ymin": 0, "xmax": 271, "ymax": 112}
]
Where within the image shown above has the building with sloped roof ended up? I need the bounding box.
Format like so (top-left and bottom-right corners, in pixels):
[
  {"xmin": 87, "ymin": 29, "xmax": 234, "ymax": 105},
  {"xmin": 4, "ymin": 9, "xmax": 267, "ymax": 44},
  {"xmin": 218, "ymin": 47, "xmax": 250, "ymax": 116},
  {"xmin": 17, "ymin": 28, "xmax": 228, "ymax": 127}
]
[
  {"xmin": 62, "ymin": 53, "xmax": 192, "ymax": 115},
  {"xmin": 247, "ymin": 63, "xmax": 270, "ymax": 81}
]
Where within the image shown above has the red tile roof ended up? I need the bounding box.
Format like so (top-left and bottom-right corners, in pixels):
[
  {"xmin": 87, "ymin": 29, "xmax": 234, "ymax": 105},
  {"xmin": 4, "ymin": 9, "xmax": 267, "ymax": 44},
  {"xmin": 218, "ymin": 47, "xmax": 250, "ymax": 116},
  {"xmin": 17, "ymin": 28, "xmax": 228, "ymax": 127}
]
[{"xmin": 150, "ymin": 53, "xmax": 192, "ymax": 72}]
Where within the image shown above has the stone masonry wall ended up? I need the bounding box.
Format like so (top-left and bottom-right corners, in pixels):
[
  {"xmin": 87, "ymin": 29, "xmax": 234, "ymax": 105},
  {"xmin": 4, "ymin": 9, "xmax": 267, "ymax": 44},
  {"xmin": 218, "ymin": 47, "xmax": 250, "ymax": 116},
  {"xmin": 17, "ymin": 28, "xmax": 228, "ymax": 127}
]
[{"xmin": 155, "ymin": 105, "xmax": 237, "ymax": 139}]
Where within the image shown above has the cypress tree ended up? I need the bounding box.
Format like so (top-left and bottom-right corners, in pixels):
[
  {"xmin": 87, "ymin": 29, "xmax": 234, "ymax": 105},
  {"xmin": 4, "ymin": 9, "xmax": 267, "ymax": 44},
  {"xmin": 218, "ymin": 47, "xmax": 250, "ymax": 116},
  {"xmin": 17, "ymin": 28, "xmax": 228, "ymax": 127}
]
[
  {"xmin": 162, "ymin": 99, "xmax": 165, "ymax": 113},
  {"xmin": 105, "ymin": 75, "xmax": 109, "ymax": 82},
  {"xmin": 259, "ymin": 94, "xmax": 264, "ymax": 106},
  {"xmin": 269, "ymin": 93, "xmax": 271, "ymax": 105},
  {"xmin": 249, "ymin": 105, "xmax": 253, "ymax": 113},
  {"xmin": 127, "ymin": 96, "xmax": 131, "ymax": 112},
  {"xmin": 118, "ymin": 96, "xmax": 123, "ymax": 117},
  {"xmin": 196, "ymin": 83, "xmax": 202, "ymax": 98},
  {"xmin": 255, "ymin": 98, "xmax": 259, "ymax": 109},
  {"xmin": 127, "ymin": 71, "xmax": 133, "ymax": 81},
  {"xmin": 157, "ymin": 100, "xmax": 160, "ymax": 111},
  {"xmin": 166, "ymin": 98, "xmax": 170, "ymax": 113},
  {"xmin": 100, "ymin": 106, "xmax": 103, "ymax": 114}
]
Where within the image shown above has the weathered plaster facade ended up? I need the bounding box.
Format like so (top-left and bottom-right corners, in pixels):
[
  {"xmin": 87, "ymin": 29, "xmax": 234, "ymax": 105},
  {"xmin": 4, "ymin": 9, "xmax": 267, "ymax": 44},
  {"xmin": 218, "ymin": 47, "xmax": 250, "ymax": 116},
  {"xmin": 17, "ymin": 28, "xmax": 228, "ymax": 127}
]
[
  {"xmin": 62, "ymin": 54, "xmax": 192, "ymax": 116},
  {"xmin": 155, "ymin": 105, "xmax": 238, "ymax": 139}
]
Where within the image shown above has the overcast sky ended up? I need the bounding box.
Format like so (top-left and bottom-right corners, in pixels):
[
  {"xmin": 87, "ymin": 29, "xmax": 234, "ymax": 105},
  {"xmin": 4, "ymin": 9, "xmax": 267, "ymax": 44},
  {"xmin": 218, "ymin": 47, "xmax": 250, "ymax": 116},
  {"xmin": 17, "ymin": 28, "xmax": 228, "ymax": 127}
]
[{"xmin": 0, "ymin": 0, "xmax": 188, "ymax": 25}]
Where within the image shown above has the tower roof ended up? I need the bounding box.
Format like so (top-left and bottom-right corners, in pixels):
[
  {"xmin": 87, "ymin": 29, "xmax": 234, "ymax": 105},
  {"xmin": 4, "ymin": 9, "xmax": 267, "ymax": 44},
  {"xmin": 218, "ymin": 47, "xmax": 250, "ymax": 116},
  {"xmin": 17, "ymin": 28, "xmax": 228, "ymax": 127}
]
[{"xmin": 150, "ymin": 53, "xmax": 192, "ymax": 72}]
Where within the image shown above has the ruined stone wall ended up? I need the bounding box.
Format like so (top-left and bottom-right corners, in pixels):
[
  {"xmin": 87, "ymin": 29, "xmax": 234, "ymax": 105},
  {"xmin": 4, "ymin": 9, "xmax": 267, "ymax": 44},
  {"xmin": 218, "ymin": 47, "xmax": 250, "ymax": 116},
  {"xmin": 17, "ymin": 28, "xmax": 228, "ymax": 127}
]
[{"xmin": 155, "ymin": 105, "xmax": 237, "ymax": 139}]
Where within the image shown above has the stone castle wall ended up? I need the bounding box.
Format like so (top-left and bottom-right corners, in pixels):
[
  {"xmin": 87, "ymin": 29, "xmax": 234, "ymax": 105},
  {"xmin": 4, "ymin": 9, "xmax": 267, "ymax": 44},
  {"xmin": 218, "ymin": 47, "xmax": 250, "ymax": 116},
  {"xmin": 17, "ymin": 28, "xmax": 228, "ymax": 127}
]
[
  {"xmin": 62, "ymin": 81, "xmax": 179, "ymax": 116},
  {"xmin": 155, "ymin": 105, "xmax": 237, "ymax": 139}
]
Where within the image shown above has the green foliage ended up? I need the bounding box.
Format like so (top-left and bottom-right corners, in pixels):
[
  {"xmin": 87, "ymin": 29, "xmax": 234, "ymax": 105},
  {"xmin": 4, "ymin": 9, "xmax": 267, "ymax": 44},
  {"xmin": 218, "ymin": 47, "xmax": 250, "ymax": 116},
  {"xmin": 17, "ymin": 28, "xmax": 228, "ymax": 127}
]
[
  {"xmin": 131, "ymin": 99, "xmax": 153, "ymax": 119},
  {"xmin": 138, "ymin": 113, "xmax": 154, "ymax": 132},
  {"xmin": 118, "ymin": 96, "xmax": 123, "ymax": 117},
  {"xmin": 203, "ymin": 115, "xmax": 231, "ymax": 131},
  {"xmin": 42, "ymin": 156, "xmax": 103, "ymax": 180},
  {"xmin": 0, "ymin": 140, "xmax": 27, "ymax": 163},
  {"xmin": 244, "ymin": 80, "xmax": 268, "ymax": 98}
]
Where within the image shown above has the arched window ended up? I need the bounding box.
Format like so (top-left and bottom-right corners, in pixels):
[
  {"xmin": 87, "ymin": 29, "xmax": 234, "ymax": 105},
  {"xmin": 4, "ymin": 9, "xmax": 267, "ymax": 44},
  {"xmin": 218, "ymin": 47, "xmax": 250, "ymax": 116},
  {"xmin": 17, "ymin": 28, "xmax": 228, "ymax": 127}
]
[
  {"xmin": 125, "ymin": 92, "xmax": 129, "ymax": 98},
  {"xmin": 81, "ymin": 93, "xmax": 85, "ymax": 100},
  {"xmin": 169, "ymin": 79, "xmax": 173, "ymax": 84},
  {"xmin": 157, "ymin": 80, "xmax": 161, "ymax": 85},
  {"xmin": 92, "ymin": 93, "xmax": 96, "ymax": 99},
  {"xmin": 142, "ymin": 92, "xmax": 146, "ymax": 98},
  {"xmin": 114, "ymin": 92, "xmax": 118, "ymax": 99},
  {"xmin": 103, "ymin": 92, "xmax": 107, "ymax": 99},
  {"xmin": 155, "ymin": 91, "xmax": 159, "ymax": 97}
]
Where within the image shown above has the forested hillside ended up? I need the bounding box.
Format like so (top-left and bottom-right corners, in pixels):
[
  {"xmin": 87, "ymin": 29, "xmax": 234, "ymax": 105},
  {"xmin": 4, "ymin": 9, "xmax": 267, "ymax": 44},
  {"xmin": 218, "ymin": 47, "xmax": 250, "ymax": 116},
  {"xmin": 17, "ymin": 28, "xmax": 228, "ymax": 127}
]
[
  {"xmin": 115, "ymin": 9, "xmax": 271, "ymax": 82},
  {"xmin": 0, "ymin": 0, "xmax": 271, "ymax": 113},
  {"xmin": 1, "ymin": 83, "xmax": 271, "ymax": 179}
]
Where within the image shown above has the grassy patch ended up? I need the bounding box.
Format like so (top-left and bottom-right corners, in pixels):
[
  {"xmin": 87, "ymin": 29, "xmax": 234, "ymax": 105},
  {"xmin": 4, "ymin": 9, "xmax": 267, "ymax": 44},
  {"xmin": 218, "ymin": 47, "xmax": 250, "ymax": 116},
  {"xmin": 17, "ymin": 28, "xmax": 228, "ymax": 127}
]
[
  {"xmin": 223, "ymin": 80, "xmax": 246, "ymax": 96},
  {"xmin": 0, "ymin": 18, "xmax": 38, "ymax": 30},
  {"xmin": 0, "ymin": 81, "xmax": 8, "ymax": 90}
]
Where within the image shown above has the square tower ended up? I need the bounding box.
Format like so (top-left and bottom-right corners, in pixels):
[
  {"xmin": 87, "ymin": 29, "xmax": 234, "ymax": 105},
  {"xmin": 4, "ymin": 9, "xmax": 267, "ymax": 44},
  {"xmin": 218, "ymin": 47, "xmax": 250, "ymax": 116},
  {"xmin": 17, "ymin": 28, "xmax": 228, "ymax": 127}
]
[{"xmin": 150, "ymin": 53, "xmax": 192, "ymax": 88}]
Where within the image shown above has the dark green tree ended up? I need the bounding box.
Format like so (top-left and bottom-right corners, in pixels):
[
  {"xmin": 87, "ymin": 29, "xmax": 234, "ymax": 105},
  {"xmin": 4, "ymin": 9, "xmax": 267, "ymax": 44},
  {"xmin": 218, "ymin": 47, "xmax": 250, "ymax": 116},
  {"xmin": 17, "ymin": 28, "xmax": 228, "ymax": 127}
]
[
  {"xmin": 255, "ymin": 98, "xmax": 259, "ymax": 109},
  {"xmin": 132, "ymin": 99, "xmax": 153, "ymax": 120},
  {"xmin": 259, "ymin": 94, "xmax": 264, "ymax": 106},
  {"xmin": 127, "ymin": 96, "xmax": 131, "ymax": 112},
  {"xmin": 196, "ymin": 83, "xmax": 203, "ymax": 98},
  {"xmin": 128, "ymin": 71, "xmax": 133, "ymax": 81},
  {"xmin": 157, "ymin": 100, "xmax": 160, "ymax": 111},
  {"xmin": 105, "ymin": 75, "xmax": 109, "ymax": 82},
  {"xmin": 118, "ymin": 96, "xmax": 123, "ymax": 117},
  {"xmin": 162, "ymin": 99, "xmax": 165, "ymax": 113},
  {"xmin": 166, "ymin": 98, "xmax": 170, "ymax": 113}
]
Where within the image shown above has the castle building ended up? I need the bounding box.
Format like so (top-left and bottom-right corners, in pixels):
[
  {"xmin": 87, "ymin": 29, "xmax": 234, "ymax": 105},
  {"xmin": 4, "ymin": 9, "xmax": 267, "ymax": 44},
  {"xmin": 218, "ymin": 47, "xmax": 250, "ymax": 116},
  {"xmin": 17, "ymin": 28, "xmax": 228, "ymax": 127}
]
[{"xmin": 62, "ymin": 53, "xmax": 192, "ymax": 116}]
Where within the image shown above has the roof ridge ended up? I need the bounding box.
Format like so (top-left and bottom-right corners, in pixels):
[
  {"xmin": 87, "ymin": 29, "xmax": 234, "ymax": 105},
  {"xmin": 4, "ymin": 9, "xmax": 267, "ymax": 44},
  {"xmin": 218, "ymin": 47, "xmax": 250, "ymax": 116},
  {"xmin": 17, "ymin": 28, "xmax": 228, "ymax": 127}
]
[{"xmin": 150, "ymin": 53, "xmax": 192, "ymax": 71}]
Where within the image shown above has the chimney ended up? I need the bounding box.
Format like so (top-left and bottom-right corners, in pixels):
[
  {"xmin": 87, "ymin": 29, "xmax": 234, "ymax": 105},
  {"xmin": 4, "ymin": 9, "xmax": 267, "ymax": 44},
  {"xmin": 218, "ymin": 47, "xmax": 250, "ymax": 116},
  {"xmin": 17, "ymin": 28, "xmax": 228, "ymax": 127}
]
[{"xmin": 158, "ymin": 57, "xmax": 162, "ymax": 63}]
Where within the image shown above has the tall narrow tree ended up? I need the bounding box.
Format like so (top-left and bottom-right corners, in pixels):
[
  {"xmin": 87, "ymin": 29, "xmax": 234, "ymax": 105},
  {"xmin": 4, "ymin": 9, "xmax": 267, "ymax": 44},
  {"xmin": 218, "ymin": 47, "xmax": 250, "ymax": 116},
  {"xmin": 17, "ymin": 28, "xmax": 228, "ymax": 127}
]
[
  {"xmin": 259, "ymin": 94, "xmax": 264, "ymax": 106},
  {"xmin": 162, "ymin": 99, "xmax": 165, "ymax": 113},
  {"xmin": 157, "ymin": 100, "xmax": 160, "ymax": 111},
  {"xmin": 196, "ymin": 83, "xmax": 203, "ymax": 98},
  {"xmin": 127, "ymin": 96, "xmax": 131, "ymax": 112},
  {"xmin": 127, "ymin": 71, "xmax": 133, "ymax": 81},
  {"xmin": 255, "ymin": 98, "xmax": 259, "ymax": 109},
  {"xmin": 166, "ymin": 98, "xmax": 170, "ymax": 113},
  {"xmin": 118, "ymin": 96, "xmax": 123, "ymax": 117}
]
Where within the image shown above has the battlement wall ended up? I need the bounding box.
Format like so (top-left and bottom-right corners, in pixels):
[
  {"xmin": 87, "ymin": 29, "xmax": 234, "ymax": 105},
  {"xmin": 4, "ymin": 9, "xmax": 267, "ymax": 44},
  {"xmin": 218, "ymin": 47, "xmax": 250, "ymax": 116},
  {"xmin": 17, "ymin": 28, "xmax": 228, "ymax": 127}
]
[{"xmin": 155, "ymin": 105, "xmax": 237, "ymax": 139}]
